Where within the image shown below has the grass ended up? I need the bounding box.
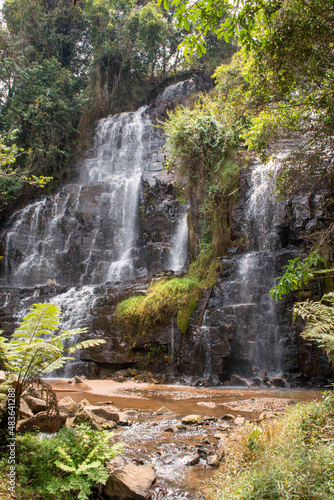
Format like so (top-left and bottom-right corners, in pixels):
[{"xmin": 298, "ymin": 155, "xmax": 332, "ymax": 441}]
[
  {"xmin": 115, "ymin": 277, "xmax": 202, "ymax": 336},
  {"xmin": 205, "ymin": 390, "xmax": 334, "ymax": 500}
]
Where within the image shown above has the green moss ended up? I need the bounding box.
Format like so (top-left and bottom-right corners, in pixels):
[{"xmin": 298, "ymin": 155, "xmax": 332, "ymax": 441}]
[{"xmin": 115, "ymin": 277, "xmax": 202, "ymax": 337}]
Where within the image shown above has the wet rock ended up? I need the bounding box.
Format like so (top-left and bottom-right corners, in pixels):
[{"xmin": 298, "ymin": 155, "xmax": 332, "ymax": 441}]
[
  {"xmin": 181, "ymin": 414, "xmax": 202, "ymax": 425},
  {"xmin": 184, "ymin": 454, "xmax": 200, "ymax": 466},
  {"xmin": 104, "ymin": 463, "xmax": 156, "ymax": 500},
  {"xmin": 117, "ymin": 412, "xmax": 131, "ymax": 426},
  {"xmin": 197, "ymin": 401, "xmax": 217, "ymax": 408},
  {"xmin": 207, "ymin": 454, "xmax": 219, "ymax": 467},
  {"xmin": 271, "ymin": 376, "xmax": 285, "ymax": 388},
  {"xmin": 230, "ymin": 375, "xmax": 251, "ymax": 387},
  {"xmin": 17, "ymin": 412, "xmax": 67, "ymax": 433},
  {"xmin": 208, "ymin": 374, "xmax": 220, "ymax": 386},
  {"xmin": 155, "ymin": 406, "xmax": 173, "ymax": 415},
  {"xmin": 58, "ymin": 396, "xmax": 80, "ymax": 416},
  {"xmin": 221, "ymin": 414, "xmax": 235, "ymax": 421},
  {"xmin": 123, "ymin": 410, "xmax": 138, "ymax": 417},
  {"xmin": 25, "ymin": 396, "xmax": 48, "ymax": 414}
]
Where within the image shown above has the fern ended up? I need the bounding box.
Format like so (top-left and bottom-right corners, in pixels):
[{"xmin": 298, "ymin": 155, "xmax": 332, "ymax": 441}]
[
  {"xmin": 0, "ymin": 302, "xmax": 106, "ymax": 431},
  {"xmin": 293, "ymin": 292, "xmax": 334, "ymax": 366}
]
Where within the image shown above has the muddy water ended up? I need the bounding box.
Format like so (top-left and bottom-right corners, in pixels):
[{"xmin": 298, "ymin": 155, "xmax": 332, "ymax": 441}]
[{"xmin": 50, "ymin": 380, "xmax": 323, "ymax": 499}]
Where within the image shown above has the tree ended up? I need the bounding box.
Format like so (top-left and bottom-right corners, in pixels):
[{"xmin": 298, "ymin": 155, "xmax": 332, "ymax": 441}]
[{"xmin": 0, "ymin": 302, "xmax": 106, "ymax": 437}]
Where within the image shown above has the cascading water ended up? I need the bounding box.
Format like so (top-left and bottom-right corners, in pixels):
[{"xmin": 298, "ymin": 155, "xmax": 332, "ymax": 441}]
[
  {"xmin": 169, "ymin": 211, "xmax": 188, "ymax": 272},
  {"xmin": 200, "ymin": 153, "xmax": 287, "ymax": 380}
]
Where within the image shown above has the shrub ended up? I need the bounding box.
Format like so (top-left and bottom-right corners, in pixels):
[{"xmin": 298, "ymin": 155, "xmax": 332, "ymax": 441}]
[{"xmin": 16, "ymin": 424, "xmax": 123, "ymax": 500}]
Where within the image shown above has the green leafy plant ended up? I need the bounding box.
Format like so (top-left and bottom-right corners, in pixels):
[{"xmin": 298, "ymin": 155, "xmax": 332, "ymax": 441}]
[
  {"xmin": 0, "ymin": 302, "xmax": 106, "ymax": 425},
  {"xmin": 293, "ymin": 292, "xmax": 334, "ymax": 368},
  {"xmin": 269, "ymin": 252, "xmax": 332, "ymax": 301},
  {"xmin": 17, "ymin": 424, "xmax": 123, "ymax": 500}
]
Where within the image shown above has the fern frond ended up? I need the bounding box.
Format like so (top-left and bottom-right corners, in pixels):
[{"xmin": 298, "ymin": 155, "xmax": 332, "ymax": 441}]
[{"xmin": 66, "ymin": 338, "xmax": 106, "ymax": 354}]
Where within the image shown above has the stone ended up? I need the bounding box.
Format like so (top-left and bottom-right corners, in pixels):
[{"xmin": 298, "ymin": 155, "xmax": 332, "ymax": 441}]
[
  {"xmin": 197, "ymin": 402, "xmax": 217, "ymax": 408},
  {"xmin": 183, "ymin": 454, "xmax": 200, "ymax": 466},
  {"xmin": 117, "ymin": 412, "xmax": 130, "ymax": 426},
  {"xmin": 17, "ymin": 412, "xmax": 67, "ymax": 433},
  {"xmin": 79, "ymin": 399, "xmax": 90, "ymax": 406},
  {"xmin": 0, "ymin": 371, "xmax": 6, "ymax": 383},
  {"xmin": 86, "ymin": 405, "xmax": 120, "ymax": 423},
  {"xmin": 234, "ymin": 416, "xmax": 245, "ymax": 425},
  {"xmin": 123, "ymin": 410, "xmax": 138, "ymax": 417},
  {"xmin": 58, "ymin": 396, "xmax": 80, "ymax": 416},
  {"xmin": 155, "ymin": 406, "xmax": 173, "ymax": 415},
  {"xmin": 221, "ymin": 414, "xmax": 235, "ymax": 421},
  {"xmin": 217, "ymin": 435, "xmax": 230, "ymax": 460},
  {"xmin": 25, "ymin": 396, "xmax": 48, "ymax": 414},
  {"xmin": 271, "ymin": 376, "xmax": 285, "ymax": 388},
  {"xmin": 104, "ymin": 463, "xmax": 156, "ymax": 500},
  {"xmin": 230, "ymin": 375, "xmax": 251, "ymax": 387},
  {"xmin": 208, "ymin": 374, "xmax": 220, "ymax": 386},
  {"xmin": 73, "ymin": 407, "xmax": 115, "ymax": 430},
  {"xmin": 19, "ymin": 399, "xmax": 33, "ymax": 419},
  {"xmin": 181, "ymin": 415, "xmax": 202, "ymax": 425},
  {"xmin": 207, "ymin": 454, "xmax": 219, "ymax": 466}
]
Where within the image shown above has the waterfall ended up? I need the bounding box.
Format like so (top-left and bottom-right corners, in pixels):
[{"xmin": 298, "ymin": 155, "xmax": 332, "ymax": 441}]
[
  {"xmin": 2, "ymin": 106, "xmax": 156, "ymax": 287},
  {"xmin": 234, "ymin": 155, "xmax": 284, "ymax": 376},
  {"xmin": 169, "ymin": 211, "xmax": 188, "ymax": 272}
]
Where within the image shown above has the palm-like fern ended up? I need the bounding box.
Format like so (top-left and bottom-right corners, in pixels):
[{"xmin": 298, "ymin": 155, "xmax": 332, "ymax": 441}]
[
  {"xmin": 0, "ymin": 302, "xmax": 106, "ymax": 426},
  {"xmin": 293, "ymin": 292, "xmax": 334, "ymax": 367}
]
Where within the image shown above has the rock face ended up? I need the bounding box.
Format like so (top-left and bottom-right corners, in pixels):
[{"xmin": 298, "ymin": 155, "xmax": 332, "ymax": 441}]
[
  {"xmin": 0, "ymin": 82, "xmax": 332, "ymax": 385},
  {"xmin": 104, "ymin": 463, "xmax": 156, "ymax": 500}
]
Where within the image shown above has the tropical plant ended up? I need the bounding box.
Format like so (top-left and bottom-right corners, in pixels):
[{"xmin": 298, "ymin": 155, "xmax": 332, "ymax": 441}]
[
  {"xmin": 293, "ymin": 292, "xmax": 334, "ymax": 368},
  {"xmin": 16, "ymin": 424, "xmax": 123, "ymax": 500},
  {"xmin": 0, "ymin": 302, "xmax": 106, "ymax": 424}
]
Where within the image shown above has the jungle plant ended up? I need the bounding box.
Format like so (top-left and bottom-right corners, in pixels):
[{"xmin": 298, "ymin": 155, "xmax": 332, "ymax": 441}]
[
  {"xmin": 293, "ymin": 292, "xmax": 334, "ymax": 368},
  {"xmin": 0, "ymin": 302, "xmax": 106, "ymax": 432},
  {"xmin": 16, "ymin": 423, "xmax": 123, "ymax": 500}
]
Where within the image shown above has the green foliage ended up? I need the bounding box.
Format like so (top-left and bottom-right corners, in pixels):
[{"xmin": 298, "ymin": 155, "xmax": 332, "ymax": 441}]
[
  {"xmin": 0, "ymin": 302, "xmax": 106, "ymax": 417},
  {"xmin": 293, "ymin": 292, "xmax": 334, "ymax": 368},
  {"xmin": 115, "ymin": 277, "xmax": 202, "ymax": 336},
  {"xmin": 0, "ymin": 130, "xmax": 52, "ymax": 207},
  {"xmin": 269, "ymin": 252, "xmax": 330, "ymax": 301},
  {"xmin": 205, "ymin": 393, "xmax": 334, "ymax": 500},
  {"xmin": 16, "ymin": 424, "xmax": 123, "ymax": 500}
]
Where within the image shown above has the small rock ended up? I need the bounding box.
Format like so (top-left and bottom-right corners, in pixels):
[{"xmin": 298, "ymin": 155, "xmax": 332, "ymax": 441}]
[
  {"xmin": 230, "ymin": 375, "xmax": 251, "ymax": 387},
  {"xmin": 79, "ymin": 399, "xmax": 90, "ymax": 406},
  {"xmin": 0, "ymin": 371, "xmax": 6, "ymax": 383},
  {"xmin": 234, "ymin": 416, "xmax": 245, "ymax": 425},
  {"xmin": 184, "ymin": 454, "xmax": 200, "ymax": 466},
  {"xmin": 197, "ymin": 402, "xmax": 217, "ymax": 408},
  {"xmin": 155, "ymin": 406, "xmax": 173, "ymax": 415},
  {"xmin": 208, "ymin": 374, "xmax": 220, "ymax": 386},
  {"xmin": 271, "ymin": 376, "xmax": 285, "ymax": 388},
  {"xmin": 19, "ymin": 399, "xmax": 33, "ymax": 419},
  {"xmin": 104, "ymin": 463, "xmax": 156, "ymax": 500},
  {"xmin": 207, "ymin": 454, "xmax": 219, "ymax": 466},
  {"xmin": 86, "ymin": 405, "xmax": 120, "ymax": 423},
  {"xmin": 73, "ymin": 407, "xmax": 115, "ymax": 430},
  {"xmin": 181, "ymin": 414, "xmax": 202, "ymax": 425},
  {"xmin": 221, "ymin": 414, "xmax": 235, "ymax": 421},
  {"xmin": 123, "ymin": 410, "xmax": 138, "ymax": 417},
  {"xmin": 217, "ymin": 435, "xmax": 230, "ymax": 460}
]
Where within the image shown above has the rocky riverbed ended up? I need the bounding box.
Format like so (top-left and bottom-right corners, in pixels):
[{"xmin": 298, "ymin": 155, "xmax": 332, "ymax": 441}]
[{"xmin": 48, "ymin": 378, "xmax": 323, "ymax": 499}]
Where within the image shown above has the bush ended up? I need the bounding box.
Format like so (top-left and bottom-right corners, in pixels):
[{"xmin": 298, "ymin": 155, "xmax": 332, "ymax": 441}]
[{"xmin": 16, "ymin": 424, "xmax": 123, "ymax": 500}]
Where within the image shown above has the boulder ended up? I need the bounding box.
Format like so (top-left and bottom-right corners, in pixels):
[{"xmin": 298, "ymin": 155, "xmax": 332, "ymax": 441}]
[
  {"xmin": 181, "ymin": 414, "xmax": 202, "ymax": 425},
  {"xmin": 73, "ymin": 407, "xmax": 115, "ymax": 430},
  {"xmin": 58, "ymin": 396, "xmax": 81, "ymax": 416},
  {"xmin": 104, "ymin": 463, "xmax": 156, "ymax": 500},
  {"xmin": 25, "ymin": 396, "xmax": 48, "ymax": 414},
  {"xmin": 183, "ymin": 454, "xmax": 200, "ymax": 466},
  {"xmin": 17, "ymin": 412, "xmax": 67, "ymax": 433},
  {"xmin": 86, "ymin": 405, "xmax": 120, "ymax": 423},
  {"xmin": 234, "ymin": 416, "xmax": 246, "ymax": 425}
]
